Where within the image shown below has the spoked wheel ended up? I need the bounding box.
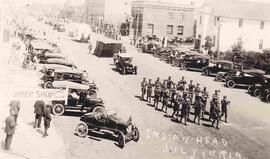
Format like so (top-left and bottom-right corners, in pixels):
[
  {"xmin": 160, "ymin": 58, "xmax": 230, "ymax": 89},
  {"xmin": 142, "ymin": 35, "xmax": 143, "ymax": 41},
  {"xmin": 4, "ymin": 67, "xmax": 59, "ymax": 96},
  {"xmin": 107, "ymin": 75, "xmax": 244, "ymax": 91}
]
[
  {"xmin": 215, "ymin": 75, "xmax": 223, "ymax": 82},
  {"xmin": 202, "ymin": 69, "xmax": 209, "ymax": 76},
  {"xmin": 44, "ymin": 81, "xmax": 53, "ymax": 89},
  {"xmin": 180, "ymin": 64, "xmax": 187, "ymax": 70},
  {"xmin": 76, "ymin": 122, "xmax": 88, "ymax": 137},
  {"xmin": 172, "ymin": 60, "xmax": 179, "ymax": 67},
  {"xmin": 88, "ymin": 89, "xmax": 97, "ymax": 98},
  {"xmin": 117, "ymin": 132, "xmax": 125, "ymax": 148},
  {"xmin": 92, "ymin": 106, "xmax": 105, "ymax": 113},
  {"xmin": 254, "ymin": 89, "xmax": 262, "ymax": 97},
  {"xmin": 52, "ymin": 103, "xmax": 65, "ymax": 116},
  {"xmin": 131, "ymin": 126, "xmax": 140, "ymax": 142},
  {"xmin": 226, "ymin": 80, "xmax": 235, "ymax": 88}
]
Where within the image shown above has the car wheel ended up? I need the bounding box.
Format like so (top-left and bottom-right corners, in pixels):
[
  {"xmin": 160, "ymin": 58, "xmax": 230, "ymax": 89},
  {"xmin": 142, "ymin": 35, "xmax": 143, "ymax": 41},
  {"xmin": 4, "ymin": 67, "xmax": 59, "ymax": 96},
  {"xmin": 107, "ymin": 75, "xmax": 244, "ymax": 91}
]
[
  {"xmin": 89, "ymin": 89, "xmax": 97, "ymax": 98},
  {"xmin": 266, "ymin": 94, "xmax": 270, "ymax": 103},
  {"xmin": 254, "ymin": 89, "xmax": 262, "ymax": 97},
  {"xmin": 44, "ymin": 81, "xmax": 53, "ymax": 89},
  {"xmin": 52, "ymin": 103, "xmax": 65, "ymax": 116},
  {"xmin": 132, "ymin": 126, "xmax": 140, "ymax": 142},
  {"xmin": 117, "ymin": 132, "xmax": 125, "ymax": 148},
  {"xmin": 247, "ymin": 85, "xmax": 253, "ymax": 94},
  {"xmin": 172, "ymin": 60, "xmax": 179, "ymax": 67},
  {"xmin": 226, "ymin": 80, "xmax": 236, "ymax": 88},
  {"xmin": 76, "ymin": 122, "xmax": 88, "ymax": 138},
  {"xmin": 202, "ymin": 69, "xmax": 209, "ymax": 76},
  {"xmin": 92, "ymin": 106, "xmax": 105, "ymax": 113},
  {"xmin": 215, "ymin": 75, "xmax": 223, "ymax": 82}
]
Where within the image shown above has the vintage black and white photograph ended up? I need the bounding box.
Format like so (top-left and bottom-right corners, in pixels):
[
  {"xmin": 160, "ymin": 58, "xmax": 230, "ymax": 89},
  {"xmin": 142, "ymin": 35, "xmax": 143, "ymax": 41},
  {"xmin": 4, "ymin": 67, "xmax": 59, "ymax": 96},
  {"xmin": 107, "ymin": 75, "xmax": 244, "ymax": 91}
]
[{"xmin": 0, "ymin": 0, "xmax": 270, "ymax": 158}]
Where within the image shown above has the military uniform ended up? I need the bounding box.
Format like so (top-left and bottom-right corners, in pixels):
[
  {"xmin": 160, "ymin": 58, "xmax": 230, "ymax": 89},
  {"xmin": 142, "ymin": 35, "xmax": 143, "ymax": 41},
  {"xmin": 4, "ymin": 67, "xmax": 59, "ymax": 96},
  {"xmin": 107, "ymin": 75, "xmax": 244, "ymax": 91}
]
[
  {"xmin": 153, "ymin": 84, "xmax": 162, "ymax": 110},
  {"xmin": 162, "ymin": 88, "xmax": 170, "ymax": 113},
  {"xmin": 210, "ymin": 99, "xmax": 220, "ymax": 129},
  {"xmin": 180, "ymin": 98, "xmax": 190, "ymax": 125},
  {"xmin": 160, "ymin": 81, "xmax": 167, "ymax": 102},
  {"xmin": 147, "ymin": 80, "xmax": 153, "ymax": 103},
  {"xmin": 141, "ymin": 78, "xmax": 148, "ymax": 100},
  {"xmin": 5, "ymin": 113, "xmax": 16, "ymax": 150},
  {"xmin": 201, "ymin": 88, "xmax": 209, "ymax": 118},
  {"xmin": 188, "ymin": 81, "xmax": 195, "ymax": 103},
  {"xmin": 172, "ymin": 95, "xmax": 182, "ymax": 121},
  {"xmin": 221, "ymin": 96, "xmax": 230, "ymax": 123},
  {"xmin": 167, "ymin": 77, "xmax": 174, "ymax": 89},
  {"xmin": 193, "ymin": 97, "xmax": 203, "ymax": 125},
  {"xmin": 179, "ymin": 78, "xmax": 187, "ymax": 93},
  {"xmin": 194, "ymin": 84, "xmax": 201, "ymax": 104}
]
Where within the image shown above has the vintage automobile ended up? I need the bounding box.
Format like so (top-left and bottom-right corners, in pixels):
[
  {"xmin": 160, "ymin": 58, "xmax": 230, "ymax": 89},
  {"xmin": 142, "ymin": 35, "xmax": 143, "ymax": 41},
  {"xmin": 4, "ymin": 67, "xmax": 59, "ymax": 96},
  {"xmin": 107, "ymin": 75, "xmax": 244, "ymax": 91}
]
[
  {"xmin": 31, "ymin": 40, "xmax": 61, "ymax": 54},
  {"xmin": 202, "ymin": 60, "xmax": 234, "ymax": 76},
  {"xmin": 225, "ymin": 69, "xmax": 265, "ymax": 88},
  {"xmin": 248, "ymin": 74, "xmax": 270, "ymax": 97},
  {"xmin": 180, "ymin": 54, "xmax": 210, "ymax": 71},
  {"xmin": 50, "ymin": 81, "xmax": 105, "ymax": 116},
  {"xmin": 42, "ymin": 69, "xmax": 97, "ymax": 95},
  {"xmin": 215, "ymin": 63, "xmax": 250, "ymax": 82},
  {"xmin": 171, "ymin": 52, "xmax": 201, "ymax": 67},
  {"xmin": 115, "ymin": 54, "xmax": 137, "ymax": 75},
  {"xmin": 142, "ymin": 41, "xmax": 160, "ymax": 54},
  {"xmin": 75, "ymin": 109, "xmax": 139, "ymax": 148}
]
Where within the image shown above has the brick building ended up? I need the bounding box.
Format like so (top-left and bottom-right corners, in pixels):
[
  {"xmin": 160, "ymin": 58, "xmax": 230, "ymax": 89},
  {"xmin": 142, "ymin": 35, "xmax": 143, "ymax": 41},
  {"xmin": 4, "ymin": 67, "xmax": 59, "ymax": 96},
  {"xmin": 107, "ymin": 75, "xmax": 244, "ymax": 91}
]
[{"xmin": 131, "ymin": 0, "xmax": 195, "ymax": 39}]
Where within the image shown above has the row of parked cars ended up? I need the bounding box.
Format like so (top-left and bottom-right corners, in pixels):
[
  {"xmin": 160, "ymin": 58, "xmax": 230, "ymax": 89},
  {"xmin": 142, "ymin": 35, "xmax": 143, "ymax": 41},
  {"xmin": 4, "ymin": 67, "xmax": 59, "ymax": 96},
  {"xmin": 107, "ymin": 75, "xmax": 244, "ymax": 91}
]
[
  {"xmin": 30, "ymin": 27, "xmax": 139, "ymax": 148},
  {"xmin": 140, "ymin": 46, "xmax": 270, "ymax": 103}
]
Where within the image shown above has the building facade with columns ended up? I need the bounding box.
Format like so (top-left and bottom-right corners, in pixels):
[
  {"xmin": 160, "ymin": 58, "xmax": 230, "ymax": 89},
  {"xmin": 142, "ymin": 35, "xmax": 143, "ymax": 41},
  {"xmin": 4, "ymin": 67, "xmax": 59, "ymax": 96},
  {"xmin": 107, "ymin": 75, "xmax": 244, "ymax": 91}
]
[
  {"xmin": 131, "ymin": 0, "xmax": 195, "ymax": 39},
  {"xmin": 196, "ymin": 0, "xmax": 270, "ymax": 52}
]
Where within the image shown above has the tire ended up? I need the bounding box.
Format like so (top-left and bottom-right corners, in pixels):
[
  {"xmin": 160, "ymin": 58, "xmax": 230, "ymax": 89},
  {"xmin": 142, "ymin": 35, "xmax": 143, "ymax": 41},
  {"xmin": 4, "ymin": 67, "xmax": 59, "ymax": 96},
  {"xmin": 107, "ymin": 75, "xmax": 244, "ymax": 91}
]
[
  {"xmin": 172, "ymin": 60, "xmax": 179, "ymax": 67},
  {"xmin": 180, "ymin": 64, "xmax": 187, "ymax": 70},
  {"xmin": 52, "ymin": 103, "xmax": 65, "ymax": 116},
  {"xmin": 92, "ymin": 106, "xmax": 105, "ymax": 113},
  {"xmin": 44, "ymin": 81, "xmax": 53, "ymax": 89},
  {"xmin": 76, "ymin": 122, "xmax": 88, "ymax": 137},
  {"xmin": 202, "ymin": 69, "xmax": 209, "ymax": 76},
  {"xmin": 247, "ymin": 85, "xmax": 253, "ymax": 94},
  {"xmin": 131, "ymin": 126, "xmax": 140, "ymax": 142},
  {"xmin": 266, "ymin": 94, "xmax": 270, "ymax": 103},
  {"xmin": 118, "ymin": 132, "xmax": 125, "ymax": 148},
  {"xmin": 254, "ymin": 89, "xmax": 262, "ymax": 97},
  {"xmin": 215, "ymin": 75, "xmax": 223, "ymax": 82},
  {"xmin": 226, "ymin": 80, "xmax": 236, "ymax": 88}
]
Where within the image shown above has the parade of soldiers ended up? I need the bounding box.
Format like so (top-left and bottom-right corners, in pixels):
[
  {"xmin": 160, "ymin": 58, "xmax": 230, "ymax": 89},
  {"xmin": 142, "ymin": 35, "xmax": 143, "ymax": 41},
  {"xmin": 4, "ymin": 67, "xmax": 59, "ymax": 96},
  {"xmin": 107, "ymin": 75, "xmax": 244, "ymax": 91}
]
[{"xmin": 140, "ymin": 76, "xmax": 230, "ymax": 129}]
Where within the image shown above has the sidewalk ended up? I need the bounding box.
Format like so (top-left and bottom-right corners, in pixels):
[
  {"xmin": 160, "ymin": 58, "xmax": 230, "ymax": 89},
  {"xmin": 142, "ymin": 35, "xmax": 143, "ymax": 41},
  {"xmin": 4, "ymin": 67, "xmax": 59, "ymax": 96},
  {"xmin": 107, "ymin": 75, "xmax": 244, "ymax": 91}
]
[{"xmin": 0, "ymin": 38, "xmax": 66, "ymax": 159}]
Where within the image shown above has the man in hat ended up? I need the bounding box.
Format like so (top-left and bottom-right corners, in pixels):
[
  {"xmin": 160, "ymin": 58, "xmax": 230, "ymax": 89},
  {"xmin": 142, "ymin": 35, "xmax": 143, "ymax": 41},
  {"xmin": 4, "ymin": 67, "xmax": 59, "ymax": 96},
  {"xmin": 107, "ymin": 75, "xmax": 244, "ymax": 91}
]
[
  {"xmin": 180, "ymin": 95, "xmax": 190, "ymax": 125},
  {"xmin": 210, "ymin": 97, "xmax": 220, "ymax": 129},
  {"xmin": 201, "ymin": 87, "xmax": 209, "ymax": 118},
  {"xmin": 4, "ymin": 110, "xmax": 17, "ymax": 150},
  {"xmin": 194, "ymin": 83, "xmax": 201, "ymax": 104},
  {"xmin": 9, "ymin": 100, "xmax": 20, "ymax": 124},
  {"xmin": 43, "ymin": 104, "xmax": 52, "ymax": 137},
  {"xmin": 146, "ymin": 79, "xmax": 154, "ymax": 103},
  {"xmin": 161, "ymin": 87, "xmax": 170, "ymax": 113},
  {"xmin": 33, "ymin": 100, "xmax": 45, "ymax": 128},
  {"xmin": 212, "ymin": 90, "xmax": 220, "ymax": 101},
  {"xmin": 141, "ymin": 77, "xmax": 148, "ymax": 100},
  {"xmin": 193, "ymin": 95, "xmax": 203, "ymax": 125},
  {"xmin": 179, "ymin": 76, "xmax": 187, "ymax": 94},
  {"xmin": 160, "ymin": 80, "xmax": 167, "ymax": 102},
  {"xmin": 220, "ymin": 96, "xmax": 230, "ymax": 123},
  {"xmin": 167, "ymin": 76, "xmax": 174, "ymax": 89},
  {"xmin": 188, "ymin": 80, "xmax": 195, "ymax": 103},
  {"xmin": 172, "ymin": 94, "xmax": 182, "ymax": 121},
  {"xmin": 153, "ymin": 82, "xmax": 161, "ymax": 110},
  {"xmin": 154, "ymin": 77, "xmax": 161, "ymax": 87}
]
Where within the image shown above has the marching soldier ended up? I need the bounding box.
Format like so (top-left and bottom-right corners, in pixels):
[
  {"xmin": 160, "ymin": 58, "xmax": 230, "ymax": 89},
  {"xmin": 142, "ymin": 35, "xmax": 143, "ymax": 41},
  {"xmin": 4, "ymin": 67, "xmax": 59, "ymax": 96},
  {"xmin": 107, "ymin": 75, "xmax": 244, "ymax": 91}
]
[
  {"xmin": 154, "ymin": 77, "xmax": 161, "ymax": 87},
  {"xmin": 201, "ymin": 87, "xmax": 209, "ymax": 118},
  {"xmin": 188, "ymin": 80, "xmax": 195, "ymax": 103},
  {"xmin": 141, "ymin": 77, "xmax": 148, "ymax": 100},
  {"xmin": 193, "ymin": 95, "xmax": 203, "ymax": 125},
  {"xmin": 180, "ymin": 95, "xmax": 190, "ymax": 125},
  {"xmin": 212, "ymin": 90, "xmax": 220, "ymax": 101},
  {"xmin": 167, "ymin": 76, "xmax": 174, "ymax": 89},
  {"xmin": 170, "ymin": 85, "xmax": 177, "ymax": 106},
  {"xmin": 210, "ymin": 97, "xmax": 220, "ymax": 129},
  {"xmin": 161, "ymin": 88, "xmax": 170, "ymax": 113},
  {"xmin": 153, "ymin": 83, "xmax": 162, "ymax": 110},
  {"xmin": 147, "ymin": 79, "xmax": 154, "ymax": 103},
  {"xmin": 220, "ymin": 96, "xmax": 230, "ymax": 123},
  {"xmin": 194, "ymin": 83, "xmax": 201, "ymax": 104},
  {"xmin": 160, "ymin": 80, "xmax": 167, "ymax": 102},
  {"xmin": 172, "ymin": 94, "xmax": 182, "ymax": 121},
  {"xmin": 179, "ymin": 76, "xmax": 187, "ymax": 94}
]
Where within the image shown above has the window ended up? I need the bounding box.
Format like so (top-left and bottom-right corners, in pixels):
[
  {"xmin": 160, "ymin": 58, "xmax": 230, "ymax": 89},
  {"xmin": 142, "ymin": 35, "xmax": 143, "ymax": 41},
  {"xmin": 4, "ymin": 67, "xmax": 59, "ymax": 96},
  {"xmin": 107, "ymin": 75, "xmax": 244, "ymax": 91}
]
[
  {"xmin": 179, "ymin": 14, "xmax": 185, "ymax": 21},
  {"xmin": 168, "ymin": 11, "xmax": 174, "ymax": 20},
  {"xmin": 259, "ymin": 39, "xmax": 263, "ymax": 50},
  {"xmin": 239, "ymin": 19, "xmax": 243, "ymax": 28},
  {"xmin": 177, "ymin": 26, "xmax": 184, "ymax": 35},
  {"xmin": 147, "ymin": 24, "xmax": 154, "ymax": 35},
  {"xmin": 260, "ymin": 21, "xmax": 264, "ymax": 29},
  {"xmin": 199, "ymin": 16, "xmax": 202, "ymax": 24},
  {"xmin": 167, "ymin": 25, "xmax": 173, "ymax": 35}
]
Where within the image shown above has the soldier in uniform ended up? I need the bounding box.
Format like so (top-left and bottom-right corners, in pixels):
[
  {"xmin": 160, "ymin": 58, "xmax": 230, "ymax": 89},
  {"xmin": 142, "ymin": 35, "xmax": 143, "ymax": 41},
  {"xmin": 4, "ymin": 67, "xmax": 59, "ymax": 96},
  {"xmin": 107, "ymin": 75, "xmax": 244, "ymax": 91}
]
[
  {"xmin": 141, "ymin": 77, "xmax": 148, "ymax": 100},
  {"xmin": 212, "ymin": 90, "xmax": 220, "ymax": 101},
  {"xmin": 4, "ymin": 110, "xmax": 16, "ymax": 150},
  {"xmin": 154, "ymin": 77, "xmax": 161, "ymax": 87},
  {"xmin": 146, "ymin": 79, "xmax": 154, "ymax": 103},
  {"xmin": 161, "ymin": 88, "xmax": 170, "ymax": 113},
  {"xmin": 193, "ymin": 95, "xmax": 203, "ymax": 125},
  {"xmin": 179, "ymin": 76, "xmax": 187, "ymax": 95},
  {"xmin": 201, "ymin": 87, "xmax": 209, "ymax": 118},
  {"xmin": 153, "ymin": 83, "xmax": 162, "ymax": 110},
  {"xmin": 220, "ymin": 96, "xmax": 230, "ymax": 123},
  {"xmin": 160, "ymin": 80, "xmax": 167, "ymax": 102},
  {"xmin": 194, "ymin": 83, "xmax": 201, "ymax": 104},
  {"xmin": 180, "ymin": 95, "xmax": 190, "ymax": 125},
  {"xmin": 210, "ymin": 97, "xmax": 220, "ymax": 129},
  {"xmin": 167, "ymin": 76, "xmax": 174, "ymax": 89},
  {"xmin": 172, "ymin": 94, "xmax": 182, "ymax": 121},
  {"xmin": 170, "ymin": 85, "xmax": 177, "ymax": 107},
  {"xmin": 188, "ymin": 80, "xmax": 195, "ymax": 103}
]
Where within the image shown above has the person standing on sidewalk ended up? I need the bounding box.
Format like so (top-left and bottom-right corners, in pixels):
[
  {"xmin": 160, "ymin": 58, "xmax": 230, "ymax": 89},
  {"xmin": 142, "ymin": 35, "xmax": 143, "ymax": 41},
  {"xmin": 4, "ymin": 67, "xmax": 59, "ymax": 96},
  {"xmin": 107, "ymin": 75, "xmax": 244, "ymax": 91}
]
[
  {"xmin": 33, "ymin": 100, "xmax": 45, "ymax": 128},
  {"xmin": 43, "ymin": 104, "xmax": 52, "ymax": 137},
  {"xmin": 4, "ymin": 110, "xmax": 17, "ymax": 150},
  {"xmin": 9, "ymin": 100, "xmax": 20, "ymax": 124}
]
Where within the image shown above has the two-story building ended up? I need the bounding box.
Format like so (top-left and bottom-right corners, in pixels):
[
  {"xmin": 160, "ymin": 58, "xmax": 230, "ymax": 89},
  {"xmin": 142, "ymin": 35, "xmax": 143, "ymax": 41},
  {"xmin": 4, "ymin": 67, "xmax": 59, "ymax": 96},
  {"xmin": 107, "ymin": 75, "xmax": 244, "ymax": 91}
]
[
  {"xmin": 131, "ymin": 0, "xmax": 195, "ymax": 39},
  {"xmin": 196, "ymin": 0, "xmax": 270, "ymax": 52}
]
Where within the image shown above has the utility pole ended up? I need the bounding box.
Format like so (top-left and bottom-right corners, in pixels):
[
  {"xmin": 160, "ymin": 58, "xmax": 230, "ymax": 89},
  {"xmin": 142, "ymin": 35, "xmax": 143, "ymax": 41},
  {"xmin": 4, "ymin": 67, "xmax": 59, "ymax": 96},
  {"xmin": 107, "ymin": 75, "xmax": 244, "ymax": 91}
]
[{"xmin": 217, "ymin": 23, "xmax": 221, "ymax": 60}]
